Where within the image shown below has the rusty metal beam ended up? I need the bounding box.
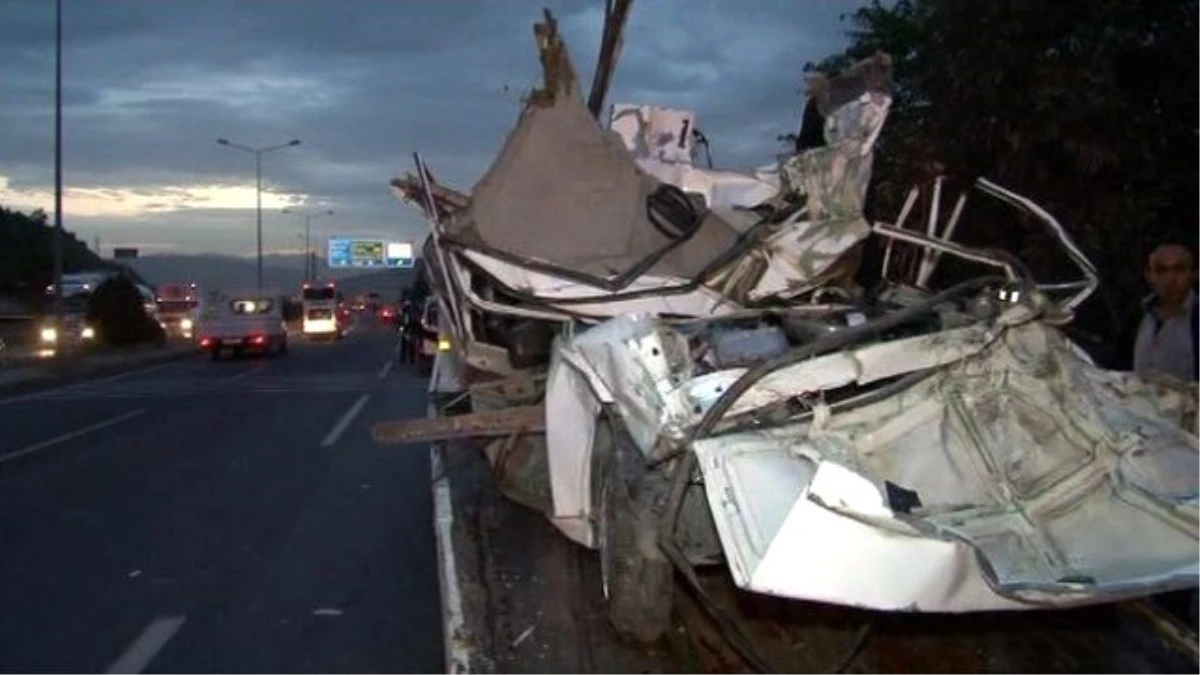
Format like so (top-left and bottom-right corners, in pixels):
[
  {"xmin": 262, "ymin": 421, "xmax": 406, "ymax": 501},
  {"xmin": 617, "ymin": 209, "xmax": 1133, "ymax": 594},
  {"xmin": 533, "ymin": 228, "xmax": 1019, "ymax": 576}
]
[
  {"xmin": 372, "ymin": 405, "xmax": 546, "ymax": 445},
  {"xmin": 586, "ymin": 0, "xmax": 634, "ymax": 119}
]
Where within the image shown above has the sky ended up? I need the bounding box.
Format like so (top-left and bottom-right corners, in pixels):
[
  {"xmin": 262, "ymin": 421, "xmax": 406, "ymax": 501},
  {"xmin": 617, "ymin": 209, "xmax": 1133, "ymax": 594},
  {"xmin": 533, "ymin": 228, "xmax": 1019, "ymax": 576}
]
[{"xmin": 0, "ymin": 0, "xmax": 865, "ymax": 259}]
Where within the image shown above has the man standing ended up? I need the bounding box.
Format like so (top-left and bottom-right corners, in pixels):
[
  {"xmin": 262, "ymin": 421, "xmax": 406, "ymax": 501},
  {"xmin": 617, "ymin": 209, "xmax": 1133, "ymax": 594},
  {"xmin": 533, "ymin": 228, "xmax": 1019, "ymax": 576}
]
[
  {"xmin": 1111, "ymin": 243, "xmax": 1200, "ymax": 629},
  {"xmin": 1111, "ymin": 243, "xmax": 1198, "ymax": 381},
  {"xmin": 397, "ymin": 298, "xmax": 416, "ymax": 364}
]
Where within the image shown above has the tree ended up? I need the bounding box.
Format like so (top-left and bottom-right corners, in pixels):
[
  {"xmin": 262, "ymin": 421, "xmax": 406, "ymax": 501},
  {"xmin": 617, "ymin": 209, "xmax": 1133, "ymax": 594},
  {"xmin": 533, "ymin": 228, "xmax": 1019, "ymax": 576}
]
[
  {"xmin": 0, "ymin": 205, "xmax": 150, "ymax": 310},
  {"xmin": 805, "ymin": 0, "xmax": 1198, "ymax": 336},
  {"xmin": 85, "ymin": 275, "xmax": 165, "ymax": 347}
]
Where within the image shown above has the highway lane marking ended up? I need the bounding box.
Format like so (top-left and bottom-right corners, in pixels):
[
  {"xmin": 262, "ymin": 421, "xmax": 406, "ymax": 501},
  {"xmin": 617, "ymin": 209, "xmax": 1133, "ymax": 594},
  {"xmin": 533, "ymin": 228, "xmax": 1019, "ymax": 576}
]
[
  {"xmin": 429, "ymin": 403, "xmax": 472, "ymax": 674},
  {"xmin": 0, "ymin": 361, "xmax": 186, "ymax": 407},
  {"xmin": 321, "ymin": 394, "xmax": 371, "ymax": 447},
  {"xmin": 377, "ymin": 360, "xmax": 394, "ymax": 380},
  {"xmin": 0, "ymin": 409, "xmax": 147, "ymax": 465},
  {"xmin": 105, "ymin": 615, "xmax": 186, "ymax": 674},
  {"xmin": 222, "ymin": 364, "xmax": 264, "ymax": 382}
]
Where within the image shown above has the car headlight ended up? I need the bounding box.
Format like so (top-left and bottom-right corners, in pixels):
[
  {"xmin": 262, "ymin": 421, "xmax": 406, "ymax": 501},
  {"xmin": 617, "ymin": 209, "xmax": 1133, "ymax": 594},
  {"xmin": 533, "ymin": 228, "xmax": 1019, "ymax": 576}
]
[
  {"xmin": 180, "ymin": 318, "xmax": 194, "ymax": 330},
  {"xmin": 81, "ymin": 326, "xmax": 95, "ymax": 340},
  {"xmin": 40, "ymin": 327, "xmax": 57, "ymax": 343}
]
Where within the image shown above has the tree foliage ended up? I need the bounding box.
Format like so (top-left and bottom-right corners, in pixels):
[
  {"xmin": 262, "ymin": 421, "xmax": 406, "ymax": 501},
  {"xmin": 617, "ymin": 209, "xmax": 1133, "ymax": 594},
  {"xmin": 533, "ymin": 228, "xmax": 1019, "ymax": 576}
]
[
  {"xmin": 0, "ymin": 205, "xmax": 148, "ymax": 311},
  {"xmin": 806, "ymin": 0, "xmax": 1198, "ymax": 335},
  {"xmin": 0, "ymin": 207, "xmax": 104, "ymax": 294}
]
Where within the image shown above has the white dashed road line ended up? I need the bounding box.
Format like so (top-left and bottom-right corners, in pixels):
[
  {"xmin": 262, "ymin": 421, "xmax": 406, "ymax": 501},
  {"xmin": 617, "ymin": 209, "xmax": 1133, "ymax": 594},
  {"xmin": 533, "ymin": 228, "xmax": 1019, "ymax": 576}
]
[
  {"xmin": 0, "ymin": 409, "xmax": 147, "ymax": 465},
  {"xmin": 377, "ymin": 360, "xmax": 394, "ymax": 380},
  {"xmin": 105, "ymin": 615, "xmax": 186, "ymax": 674},
  {"xmin": 320, "ymin": 394, "xmax": 371, "ymax": 447}
]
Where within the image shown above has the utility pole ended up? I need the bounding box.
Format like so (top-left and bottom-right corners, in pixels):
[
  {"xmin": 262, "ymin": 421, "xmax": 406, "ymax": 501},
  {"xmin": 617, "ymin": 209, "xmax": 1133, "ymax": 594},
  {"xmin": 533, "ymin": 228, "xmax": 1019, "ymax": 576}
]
[
  {"xmin": 52, "ymin": 0, "xmax": 64, "ymax": 353},
  {"xmin": 282, "ymin": 207, "xmax": 334, "ymax": 283},
  {"xmin": 216, "ymin": 137, "xmax": 302, "ymax": 290}
]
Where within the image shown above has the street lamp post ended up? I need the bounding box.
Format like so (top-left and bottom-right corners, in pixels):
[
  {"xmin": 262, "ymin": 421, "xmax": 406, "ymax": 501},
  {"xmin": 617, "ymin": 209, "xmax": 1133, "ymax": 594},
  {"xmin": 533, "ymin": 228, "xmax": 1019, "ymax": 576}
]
[
  {"xmin": 215, "ymin": 137, "xmax": 301, "ymax": 289},
  {"xmin": 52, "ymin": 0, "xmax": 64, "ymax": 353},
  {"xmin": 282, "ymin": 208, "xmax": 334, "ymax": 283}
]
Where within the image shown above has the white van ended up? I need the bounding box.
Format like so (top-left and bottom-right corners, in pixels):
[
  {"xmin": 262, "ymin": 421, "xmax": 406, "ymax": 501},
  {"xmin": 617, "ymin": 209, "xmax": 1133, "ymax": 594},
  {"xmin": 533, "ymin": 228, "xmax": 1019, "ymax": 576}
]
[{"xmin": 196, "ymin": 290, "xmax": 288, "ymax": 360}]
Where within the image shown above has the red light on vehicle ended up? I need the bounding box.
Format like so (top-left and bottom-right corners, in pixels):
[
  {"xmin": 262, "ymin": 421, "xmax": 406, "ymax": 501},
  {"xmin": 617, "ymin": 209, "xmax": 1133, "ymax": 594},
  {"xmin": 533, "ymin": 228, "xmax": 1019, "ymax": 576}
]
[
  {"xmin": 199, "ymin": 337, "xmax": 213, "ymax": 347},
  {"xmin": 250, "ymin": 334, "xmax": 267, "ymax": 345},
  {"xmin": 326, "ymin": 282, "xmax": 336, "ymax": 288}
]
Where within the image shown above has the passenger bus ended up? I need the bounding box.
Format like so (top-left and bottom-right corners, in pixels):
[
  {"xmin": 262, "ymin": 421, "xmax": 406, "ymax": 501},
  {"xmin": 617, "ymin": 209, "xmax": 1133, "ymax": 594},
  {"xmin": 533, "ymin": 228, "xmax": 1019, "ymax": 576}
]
[{"xmin": 301, "ymin": 281, "xmax": 345, "ymax": 340}]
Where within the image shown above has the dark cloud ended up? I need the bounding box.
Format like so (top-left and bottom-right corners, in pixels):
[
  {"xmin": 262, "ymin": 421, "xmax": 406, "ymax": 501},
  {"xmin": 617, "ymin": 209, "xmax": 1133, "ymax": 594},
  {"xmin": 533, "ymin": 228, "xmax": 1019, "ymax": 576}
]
[{"xmin": 0, "ymin": 0, "xmax": 864, "ymax": 256}]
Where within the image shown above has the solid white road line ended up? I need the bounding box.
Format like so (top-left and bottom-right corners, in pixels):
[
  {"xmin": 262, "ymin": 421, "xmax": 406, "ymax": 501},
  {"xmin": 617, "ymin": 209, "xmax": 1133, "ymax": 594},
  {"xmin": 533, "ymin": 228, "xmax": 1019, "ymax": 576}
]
[
  {"xmin": 320, "ymin": 394, "xmax": 371, "ymax": 447},
  {"xmin": 105, "ymin": 615, "xmax": 186, "ymax": 674},
  {"xmin": 0, "ymin": 409, "xmax": 147, "ymax": 465},
  {"xmin": 429, "ymin": 403, "xmax": 472, "ymax": 674},
  {"xmin": 377, "ymin": 360, "xmax": 394, "ymax": 380}
]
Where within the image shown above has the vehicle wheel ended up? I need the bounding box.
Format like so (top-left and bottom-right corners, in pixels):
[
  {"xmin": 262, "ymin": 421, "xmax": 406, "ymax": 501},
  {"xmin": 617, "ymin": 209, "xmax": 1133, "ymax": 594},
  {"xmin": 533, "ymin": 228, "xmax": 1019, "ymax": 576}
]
[
  {"xmin": 210, "ymin": 348, "xmax": 222, "ymax": 361},
  {"xmin": 595, "ymin": 413, "xmax": 674, "ymax": 643}
]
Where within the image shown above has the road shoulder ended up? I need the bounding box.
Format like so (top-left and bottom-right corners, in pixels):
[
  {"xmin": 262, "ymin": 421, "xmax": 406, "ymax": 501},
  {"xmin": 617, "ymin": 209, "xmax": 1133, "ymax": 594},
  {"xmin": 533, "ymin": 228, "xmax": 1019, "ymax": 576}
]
[{"xmin": 428, "ymin": 396, "xmax": 676, "ymax": 674}]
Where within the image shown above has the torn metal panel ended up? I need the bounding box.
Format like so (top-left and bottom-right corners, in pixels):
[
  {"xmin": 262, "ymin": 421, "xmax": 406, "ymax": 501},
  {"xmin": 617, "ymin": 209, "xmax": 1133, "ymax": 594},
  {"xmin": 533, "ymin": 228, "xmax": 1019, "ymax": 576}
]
[
  {"xmin": 608, "ymin": 104, "xmax": 780, "ymax": 209},
  {"xmin": 544, "ymin": 342, "xmax": 604, "ymax": 548},
  {"xmin": 692, "ymin": 320, "xmax": 1198, "ymax": 612},
  {"xmin": 747, "ymin": 52, "xmax": 894, "ymax": 301}
]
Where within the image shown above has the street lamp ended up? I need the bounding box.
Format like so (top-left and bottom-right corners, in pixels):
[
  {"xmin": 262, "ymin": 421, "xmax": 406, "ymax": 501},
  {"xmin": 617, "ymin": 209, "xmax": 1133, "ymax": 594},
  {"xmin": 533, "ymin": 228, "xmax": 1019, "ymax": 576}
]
[
  {"xmin": 282, "ymin": 207, "xmax": 334, "ymax": 283},
  {"xmin": 215, "ymin": 137, "xmax": 301, "ymax": 289},
  {"xmin": 51, "ymin": 0, "xmax": 64, "ymax": 354}
]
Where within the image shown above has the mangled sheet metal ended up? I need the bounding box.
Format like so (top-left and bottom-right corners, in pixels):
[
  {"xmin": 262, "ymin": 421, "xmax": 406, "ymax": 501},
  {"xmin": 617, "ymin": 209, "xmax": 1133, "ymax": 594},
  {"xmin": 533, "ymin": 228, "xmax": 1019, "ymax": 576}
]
[
  {"xmin": 693, "ymin": 318, "xmax": 1198, "ymax": 611},
  {"xmin": 547, "ymin": 297, "xmax": 1199, "ymax": 610},
  {"xmin": 607, "ymin": 104, "xmax": 780, "ymax": 210},
  {"xmin": 390, "ymin": 14, "xmax": 895, "ymax": 320},
  {"xmin": 441, "ymin": 23, "xmax": 745, "ymax": 289},
  {"xmin": 747, "ymin": 55, "xmax": 893, "ymax": 300}
]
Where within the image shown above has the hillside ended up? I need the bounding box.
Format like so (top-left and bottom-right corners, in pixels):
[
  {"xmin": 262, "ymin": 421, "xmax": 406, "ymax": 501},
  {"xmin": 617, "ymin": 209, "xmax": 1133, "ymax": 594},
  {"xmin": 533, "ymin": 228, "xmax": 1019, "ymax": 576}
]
[{"xmin": 124, "ymin": 253, "xmax": 416, "ymax": 296}]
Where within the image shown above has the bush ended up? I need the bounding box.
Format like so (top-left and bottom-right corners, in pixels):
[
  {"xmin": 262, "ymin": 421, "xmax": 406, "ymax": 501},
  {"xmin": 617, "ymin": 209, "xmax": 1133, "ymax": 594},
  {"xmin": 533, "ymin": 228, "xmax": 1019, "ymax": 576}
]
[{"xmin": 86, "ymin": 275, "xmax": 165, "ymax": 347}]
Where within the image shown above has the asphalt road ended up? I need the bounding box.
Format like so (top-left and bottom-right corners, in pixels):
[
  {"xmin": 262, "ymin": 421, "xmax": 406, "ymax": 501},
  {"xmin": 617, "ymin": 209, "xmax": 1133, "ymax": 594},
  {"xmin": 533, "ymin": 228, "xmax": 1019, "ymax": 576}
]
[{"xmin": 0, "ymin": 316, "xmax": 441, "ymax": 673}]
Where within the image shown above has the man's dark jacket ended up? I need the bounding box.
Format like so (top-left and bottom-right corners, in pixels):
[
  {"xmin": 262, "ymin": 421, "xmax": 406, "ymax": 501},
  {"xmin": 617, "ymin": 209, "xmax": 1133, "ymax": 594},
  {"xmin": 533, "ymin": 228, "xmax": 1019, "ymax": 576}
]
[{"xmin": 1108, "ymin": 293, "xmax": 1200, "ymax": 381}]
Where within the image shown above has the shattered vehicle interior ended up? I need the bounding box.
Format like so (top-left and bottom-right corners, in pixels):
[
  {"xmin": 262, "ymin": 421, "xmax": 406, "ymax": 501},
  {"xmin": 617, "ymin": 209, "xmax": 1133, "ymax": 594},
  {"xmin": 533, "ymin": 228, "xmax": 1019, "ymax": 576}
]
[{"xmin": 383, "ymin": 9, "xmax": 1198, "ymax": 646}]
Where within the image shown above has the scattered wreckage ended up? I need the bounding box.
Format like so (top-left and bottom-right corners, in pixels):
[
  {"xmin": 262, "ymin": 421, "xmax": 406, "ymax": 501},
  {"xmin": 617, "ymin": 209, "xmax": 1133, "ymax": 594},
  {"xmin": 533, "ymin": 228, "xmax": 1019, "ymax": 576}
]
[{"xmin": 375, "ymin": 10, "xmax": 1199, "ymax": 646}]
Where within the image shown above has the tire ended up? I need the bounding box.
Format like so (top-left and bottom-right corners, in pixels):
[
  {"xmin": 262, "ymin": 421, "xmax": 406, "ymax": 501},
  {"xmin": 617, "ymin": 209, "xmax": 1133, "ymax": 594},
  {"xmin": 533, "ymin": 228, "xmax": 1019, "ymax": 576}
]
[
  {"xmin": 210, "ymin": 348, "xmax": 222, "ymax": 361},
  {"xmin": 595, "ymin": 414, "xmax": 674, "ymax": 643}
]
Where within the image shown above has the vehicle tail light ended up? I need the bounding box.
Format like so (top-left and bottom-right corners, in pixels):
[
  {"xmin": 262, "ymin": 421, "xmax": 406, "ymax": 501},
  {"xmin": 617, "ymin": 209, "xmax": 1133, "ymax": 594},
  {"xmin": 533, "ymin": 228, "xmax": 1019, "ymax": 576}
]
[
  {"xmin": 250, "ymin": 334, "xmax": 267, "ymax": 345},
  {"xmin": 199, "ymin": 337, "xmax": 214, "ymax": 348}
]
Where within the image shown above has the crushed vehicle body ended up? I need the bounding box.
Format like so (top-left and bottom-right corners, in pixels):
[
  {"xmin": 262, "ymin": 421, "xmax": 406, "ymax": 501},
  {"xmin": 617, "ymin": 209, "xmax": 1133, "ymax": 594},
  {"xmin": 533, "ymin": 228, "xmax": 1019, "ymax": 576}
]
[{"xmin": 378, "ymin": 9, "xmax": 1198, "ymax": 644}]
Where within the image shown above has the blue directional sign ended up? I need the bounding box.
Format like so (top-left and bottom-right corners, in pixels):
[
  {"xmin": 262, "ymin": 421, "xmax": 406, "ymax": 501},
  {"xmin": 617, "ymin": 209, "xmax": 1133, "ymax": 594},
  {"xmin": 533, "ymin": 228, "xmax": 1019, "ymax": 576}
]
[{"xmin": 328, "ymin": 237, "xmax": 414, "ymax": 269}]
